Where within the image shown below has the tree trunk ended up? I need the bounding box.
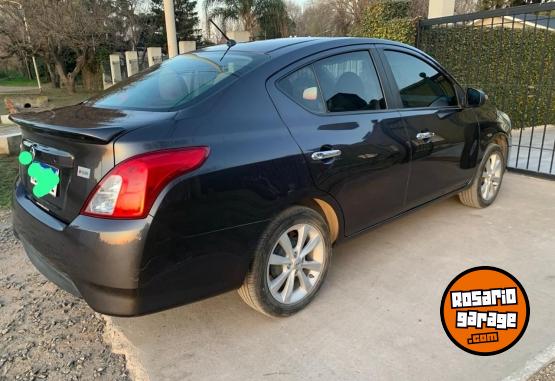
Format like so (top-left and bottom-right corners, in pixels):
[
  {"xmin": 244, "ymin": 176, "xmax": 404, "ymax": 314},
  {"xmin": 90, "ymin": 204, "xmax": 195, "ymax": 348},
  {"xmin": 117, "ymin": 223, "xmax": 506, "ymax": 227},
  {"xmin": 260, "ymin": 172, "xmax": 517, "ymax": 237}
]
[
  {"xmin": 46, "ymin": 62, "xmax": 60, "ymax": 88},
  {"xmin": 53, "ymin": 57, "xmax": 76, "ymax": 93},
  {"xmin": 53, "ymin": 57, "xmax": 71, "ymax": 93},
  {"xmin": 81, "ymin": 63, "xmax": 102, "ymax": 91},
  {"xmin": 22, "ymin": 55, "xmax": 32, "ymax": 79},
  {"xmin": 53, "ymin": 52, "xmax": 86, "ymax": 94},
  {"xmin": 65, "ymin": 75, "xmax": 76, "ymax": 94},
  {"xmin": 82, "ymin": 67, "xmax": 94, "ymax": 91}
]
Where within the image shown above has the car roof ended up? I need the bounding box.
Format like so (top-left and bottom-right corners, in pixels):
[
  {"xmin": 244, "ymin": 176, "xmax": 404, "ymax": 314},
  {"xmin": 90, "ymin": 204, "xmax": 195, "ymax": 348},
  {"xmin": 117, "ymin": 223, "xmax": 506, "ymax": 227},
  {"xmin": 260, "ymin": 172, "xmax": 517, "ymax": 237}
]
[{"xmin": 200, "ymin": 37, "xmax": 408, "ymax": 57}]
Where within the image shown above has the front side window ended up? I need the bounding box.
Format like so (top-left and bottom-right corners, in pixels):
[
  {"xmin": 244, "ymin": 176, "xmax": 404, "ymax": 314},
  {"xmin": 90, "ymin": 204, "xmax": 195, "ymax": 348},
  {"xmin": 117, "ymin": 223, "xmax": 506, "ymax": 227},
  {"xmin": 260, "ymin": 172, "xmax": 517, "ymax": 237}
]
[
  {"xmin": 87, "ymin": 51, "xmax": 268, "ymax": 111},
  {"xmin": 384, "ymin": 50, "xmax": 458, "ymax": 108},
  {"xmin": 313, "ymin": 51, "xmax": 386, "ymax": 112}
]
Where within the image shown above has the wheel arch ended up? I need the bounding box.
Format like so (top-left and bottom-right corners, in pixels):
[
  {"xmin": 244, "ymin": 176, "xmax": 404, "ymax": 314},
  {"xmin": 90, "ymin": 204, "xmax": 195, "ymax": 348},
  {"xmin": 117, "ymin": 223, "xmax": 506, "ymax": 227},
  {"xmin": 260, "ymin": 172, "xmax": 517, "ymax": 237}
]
[
  {"xmin": 295, "ymin": 196, "xmax": 343, "ymax": 243},
  {"xmin": 491, "ymin": 133, "xmax": 509, "ymax": 162}
]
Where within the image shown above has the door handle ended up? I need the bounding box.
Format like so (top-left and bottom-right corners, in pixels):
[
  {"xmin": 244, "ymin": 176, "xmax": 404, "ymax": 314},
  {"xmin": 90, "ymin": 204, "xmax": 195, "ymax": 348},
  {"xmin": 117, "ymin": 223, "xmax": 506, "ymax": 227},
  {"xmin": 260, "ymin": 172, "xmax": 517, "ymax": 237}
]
[
  {"xmin": 416, "ymin": 132, "xmax": 435, "ymax": 140},
  {"xmin": 311, "ymin": 149, "xmax": 342, "ymax": 161}
]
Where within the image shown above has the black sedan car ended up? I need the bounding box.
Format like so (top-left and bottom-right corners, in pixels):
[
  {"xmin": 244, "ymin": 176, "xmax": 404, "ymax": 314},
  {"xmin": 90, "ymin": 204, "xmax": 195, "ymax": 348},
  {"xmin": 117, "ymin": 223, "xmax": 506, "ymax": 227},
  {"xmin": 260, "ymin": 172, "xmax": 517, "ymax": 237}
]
[{"xmin": 11, "ymin": 38, "xmax": 511, "ymax": 317}]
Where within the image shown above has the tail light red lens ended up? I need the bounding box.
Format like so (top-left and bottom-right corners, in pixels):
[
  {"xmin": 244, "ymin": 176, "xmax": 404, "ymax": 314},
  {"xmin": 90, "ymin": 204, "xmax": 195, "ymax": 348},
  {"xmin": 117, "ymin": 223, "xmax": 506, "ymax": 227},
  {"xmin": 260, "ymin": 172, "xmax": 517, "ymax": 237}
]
[{"xmin": 82, "ymin": 147, "xmax": 209, "ymax": 219}]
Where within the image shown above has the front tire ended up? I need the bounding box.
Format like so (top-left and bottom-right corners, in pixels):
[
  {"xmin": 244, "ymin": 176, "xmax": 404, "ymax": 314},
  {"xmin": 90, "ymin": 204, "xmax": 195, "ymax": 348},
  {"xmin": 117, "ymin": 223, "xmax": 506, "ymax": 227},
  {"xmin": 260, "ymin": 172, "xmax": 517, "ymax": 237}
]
[
  {"xmin": 238, "ymin": 206, "xmax": 332, "ymax": 317},
  {"xmin": 459, "ymin": 144, "xmax": 506, "ymax": 208}
]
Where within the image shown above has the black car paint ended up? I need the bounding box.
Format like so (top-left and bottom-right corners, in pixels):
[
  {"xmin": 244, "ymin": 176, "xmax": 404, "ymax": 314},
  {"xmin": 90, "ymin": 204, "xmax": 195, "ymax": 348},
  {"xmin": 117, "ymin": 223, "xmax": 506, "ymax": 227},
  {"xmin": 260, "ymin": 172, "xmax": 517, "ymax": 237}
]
[
  {"xmin": 11, "ymin": 108, "xmax": 177, "ymax": 222},
  {"xmin": 12, "ymin": 38, "xmax": 511, "ymax": 316}
]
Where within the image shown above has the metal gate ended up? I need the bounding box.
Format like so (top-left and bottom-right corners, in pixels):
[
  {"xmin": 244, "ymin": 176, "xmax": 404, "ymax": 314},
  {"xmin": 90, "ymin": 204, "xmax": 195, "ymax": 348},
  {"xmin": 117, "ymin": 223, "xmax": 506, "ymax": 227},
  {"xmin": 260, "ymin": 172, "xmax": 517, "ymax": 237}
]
[{"xmin": 417, "ymin": 3, "xmax": 555, "ymax": 177}]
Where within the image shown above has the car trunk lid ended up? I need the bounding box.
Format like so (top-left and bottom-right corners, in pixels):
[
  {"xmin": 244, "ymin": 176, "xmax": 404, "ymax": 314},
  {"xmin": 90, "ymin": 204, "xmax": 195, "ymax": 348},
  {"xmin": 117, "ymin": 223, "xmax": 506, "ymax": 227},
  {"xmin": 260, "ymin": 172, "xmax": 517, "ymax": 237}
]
[{"xmin": 11, "ymin": 104, "xmax": 175, "ymax": 222}]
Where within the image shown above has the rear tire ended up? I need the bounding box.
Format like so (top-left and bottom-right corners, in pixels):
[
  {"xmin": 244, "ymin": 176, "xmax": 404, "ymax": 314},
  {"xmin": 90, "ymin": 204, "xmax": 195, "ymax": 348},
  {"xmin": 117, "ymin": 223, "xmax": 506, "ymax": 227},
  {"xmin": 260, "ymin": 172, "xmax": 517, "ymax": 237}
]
[
  {"xmin": 238, "ymin": 206, "xmax": 332, "ymax": 317},
  {"xmin": 459, "ymin": 144, "xmax": 505, "ymax": 208}
]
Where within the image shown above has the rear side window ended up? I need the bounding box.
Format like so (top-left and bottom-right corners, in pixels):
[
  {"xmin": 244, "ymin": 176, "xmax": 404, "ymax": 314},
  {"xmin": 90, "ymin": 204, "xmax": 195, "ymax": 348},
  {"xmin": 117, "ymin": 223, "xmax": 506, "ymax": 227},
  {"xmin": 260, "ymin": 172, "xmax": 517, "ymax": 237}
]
[
  {"xmin": 313, "ymin": 51, "xmax": 386, "ymax": 112},
  {"xmin": 88, "ymin": 51, "xmax": 268, "ymax": 111},
  {"xmin": 278, "ymin": 66, "xmax": 326, "ymax": 113},
  {"xmin": 384, "ymin": 50, "xmax": 457, "ymax": 108}
]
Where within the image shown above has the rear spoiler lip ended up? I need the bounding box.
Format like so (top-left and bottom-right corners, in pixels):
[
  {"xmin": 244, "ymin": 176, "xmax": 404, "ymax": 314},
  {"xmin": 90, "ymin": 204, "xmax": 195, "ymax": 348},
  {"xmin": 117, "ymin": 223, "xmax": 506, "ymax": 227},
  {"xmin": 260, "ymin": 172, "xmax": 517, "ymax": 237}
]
[{"xmin": 9, "ymin": 114, "xmax": 125, "ymax": 144}]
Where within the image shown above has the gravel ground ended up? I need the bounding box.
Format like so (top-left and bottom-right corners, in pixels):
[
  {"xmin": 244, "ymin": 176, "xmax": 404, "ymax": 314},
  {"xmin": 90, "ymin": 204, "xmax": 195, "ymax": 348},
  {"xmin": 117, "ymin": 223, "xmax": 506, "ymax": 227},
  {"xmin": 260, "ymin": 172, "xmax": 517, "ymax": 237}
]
[
  {"xmin": 529, "ymin": 362, "xmax": 555, "ymax": 381},
  {"xmin": 0, "ymin": 210, "xmax": 130, "ymax": 381},
  {"xmin": 0, "ymin": 203, "xmax": 554, "ymax": 381}
]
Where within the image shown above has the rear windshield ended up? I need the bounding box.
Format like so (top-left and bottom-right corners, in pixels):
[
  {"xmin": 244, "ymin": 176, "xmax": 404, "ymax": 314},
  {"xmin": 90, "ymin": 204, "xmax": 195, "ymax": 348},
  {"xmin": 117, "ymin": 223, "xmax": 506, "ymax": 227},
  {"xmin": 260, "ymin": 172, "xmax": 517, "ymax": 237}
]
[{"xmin": 87, "ymin": 51, "xmax": 268, "ymax": 111}]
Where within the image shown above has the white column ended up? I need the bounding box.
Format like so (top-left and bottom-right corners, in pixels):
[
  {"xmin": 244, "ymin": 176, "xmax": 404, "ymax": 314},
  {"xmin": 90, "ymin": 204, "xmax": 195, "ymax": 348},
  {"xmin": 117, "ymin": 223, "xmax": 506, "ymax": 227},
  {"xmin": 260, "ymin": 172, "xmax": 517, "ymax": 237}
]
[
  {"xmin": 163, "ymin": 0, "xmax": 178, "ymax": 58},
  {"xmin": 178, "ymin": 41, "xmax": 196, "ymax": 54},
  {"xmin": 428, "ymin": 0, "xmax": 455, "ymax": 18},
  {"xmin": 125, "ymin": 51, "xmax": 139, "ymax": 77},
  {"xmin": 147, "ymin": 47, "xmax": 163, "ymax": 67},
  {"xmin": 109, "ymin": 54, "xmax": 122, "ymax": 84}
]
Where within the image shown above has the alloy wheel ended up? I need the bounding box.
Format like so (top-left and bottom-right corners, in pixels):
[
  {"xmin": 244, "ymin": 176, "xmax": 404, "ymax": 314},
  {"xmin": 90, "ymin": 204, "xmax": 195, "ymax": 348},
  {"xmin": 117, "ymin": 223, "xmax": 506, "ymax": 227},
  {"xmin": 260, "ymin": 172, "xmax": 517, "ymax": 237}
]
[
  {"xmin": 480, "ymin": 152, "xmax": 503, "ymax": 201},
  {"xmin": 266, "ymin": 223, "xmax": 326, "ymax": 305}
]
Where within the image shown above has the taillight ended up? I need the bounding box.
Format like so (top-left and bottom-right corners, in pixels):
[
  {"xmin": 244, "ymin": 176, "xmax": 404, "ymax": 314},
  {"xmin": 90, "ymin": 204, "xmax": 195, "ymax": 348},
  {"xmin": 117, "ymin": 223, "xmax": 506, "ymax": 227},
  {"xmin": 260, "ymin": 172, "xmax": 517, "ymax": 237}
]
[{"xmin": 82, "ymin": 147, "xmax": 209, "ymax": 219}]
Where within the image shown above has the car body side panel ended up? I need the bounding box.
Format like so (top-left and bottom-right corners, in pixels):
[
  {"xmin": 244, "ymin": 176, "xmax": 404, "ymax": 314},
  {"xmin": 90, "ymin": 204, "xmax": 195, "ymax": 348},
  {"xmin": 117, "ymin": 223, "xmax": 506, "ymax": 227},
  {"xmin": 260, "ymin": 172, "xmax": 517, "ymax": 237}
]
[
  {"xmin": 401, "ymin": 108, "xmax": 480, "ymax": 207},
  {"xmin": 13, "ymin": 65, "xmax": 339, "ymax": 315},
  {"xmin": 474, "ymin": 103, "xmax": 512, "ymax": 159},
  {"xmin": 114, "ymin": 69, "xmax": 339, "ymax": 308},
  {"xmin": 266, "ymin": 45, "xmax": 412, "ymax": 236},
  {"xmin": 372, "ymin": 45, "xmax": 480, "ymax": 207},
  {"xmin": 12, "ymin": 181, "xmax": 270, "ymax": 316}
]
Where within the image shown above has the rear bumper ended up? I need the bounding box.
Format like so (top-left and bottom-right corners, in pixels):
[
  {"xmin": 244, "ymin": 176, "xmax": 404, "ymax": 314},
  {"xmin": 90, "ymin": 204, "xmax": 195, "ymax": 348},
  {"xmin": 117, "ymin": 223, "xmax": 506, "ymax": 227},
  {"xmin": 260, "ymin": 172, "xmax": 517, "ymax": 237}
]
[
  {"xmin": 12, "ymin": 179, "xmax": 266, "ymax": 316},
  {"xmin": 12, "ymin": 180, "xmax": 149, "ymax": 316}
]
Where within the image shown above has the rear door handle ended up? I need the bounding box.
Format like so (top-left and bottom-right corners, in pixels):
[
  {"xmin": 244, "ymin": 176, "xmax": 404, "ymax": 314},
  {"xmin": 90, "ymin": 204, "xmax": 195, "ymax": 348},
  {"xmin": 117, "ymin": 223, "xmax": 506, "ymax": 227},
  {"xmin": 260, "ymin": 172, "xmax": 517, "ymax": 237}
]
[
  {"xmin": 311, "ymin": 150, "xmax": 342, "ymax": 161},
  {"xmin": 416, "ymin": 132, "xmax": 435, "ymax": 140}
]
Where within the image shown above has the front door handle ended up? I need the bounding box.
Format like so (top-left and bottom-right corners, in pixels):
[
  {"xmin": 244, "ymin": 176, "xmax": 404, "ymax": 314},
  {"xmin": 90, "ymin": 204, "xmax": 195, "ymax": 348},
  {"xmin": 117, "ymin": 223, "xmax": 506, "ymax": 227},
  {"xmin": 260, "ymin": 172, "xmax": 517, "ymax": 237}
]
[
  {"xmin": 311, "ymin": 149, "xmax": 342, "ymax": 161},
  {"xmin": 416, "ymin": 131, "xmax": 435, "ymax": 140}
]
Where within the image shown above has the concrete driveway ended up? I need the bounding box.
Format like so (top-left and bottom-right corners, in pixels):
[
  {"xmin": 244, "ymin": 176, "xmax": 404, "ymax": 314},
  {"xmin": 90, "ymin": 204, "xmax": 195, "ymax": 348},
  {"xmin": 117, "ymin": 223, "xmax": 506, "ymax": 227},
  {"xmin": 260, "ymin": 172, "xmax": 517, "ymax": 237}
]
[{"xmin": 111, "ymin": 173, "xmax": 555, "ymax": 381}]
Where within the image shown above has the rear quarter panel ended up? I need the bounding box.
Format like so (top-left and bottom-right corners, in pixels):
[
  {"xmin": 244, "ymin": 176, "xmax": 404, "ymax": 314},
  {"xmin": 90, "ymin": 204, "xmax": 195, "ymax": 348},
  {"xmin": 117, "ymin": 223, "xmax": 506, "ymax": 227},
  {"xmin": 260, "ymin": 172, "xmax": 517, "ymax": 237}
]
[{"xmin": 114, "ymin": 68, "xmax": 332, "ymax": 298}]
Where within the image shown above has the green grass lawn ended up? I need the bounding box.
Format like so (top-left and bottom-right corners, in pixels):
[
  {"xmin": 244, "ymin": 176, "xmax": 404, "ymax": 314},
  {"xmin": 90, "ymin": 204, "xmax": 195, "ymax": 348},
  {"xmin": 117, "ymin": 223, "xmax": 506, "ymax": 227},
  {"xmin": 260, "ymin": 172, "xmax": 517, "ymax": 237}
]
[
  {"xmin": 0, "ymin": 155, "xmax": 19, "ymax": 209},
  {"xmin": 0, "ymin": 78, "xmax": 37, "ymax": 87},
  {"xmin": 0, "ymin": 85, "xmax": 97, "ymax": 115},
  {"xmin": 0, "ymin": 85, "xmax": 98, "ymax": 208}
]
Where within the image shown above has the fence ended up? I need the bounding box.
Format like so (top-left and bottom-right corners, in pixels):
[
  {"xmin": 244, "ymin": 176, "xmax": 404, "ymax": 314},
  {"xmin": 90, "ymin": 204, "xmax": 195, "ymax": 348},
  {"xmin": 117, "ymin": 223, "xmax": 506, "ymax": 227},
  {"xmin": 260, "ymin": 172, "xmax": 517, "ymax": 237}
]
[{"xmin": 417, "ymin": 2, "xmax": 555, "ymax": 176}]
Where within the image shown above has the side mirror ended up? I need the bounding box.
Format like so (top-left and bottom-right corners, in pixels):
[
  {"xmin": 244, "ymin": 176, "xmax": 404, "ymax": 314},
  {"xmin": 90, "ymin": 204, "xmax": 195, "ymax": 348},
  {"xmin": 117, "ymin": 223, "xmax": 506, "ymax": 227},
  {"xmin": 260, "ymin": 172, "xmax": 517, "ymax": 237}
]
[{"xmin": 466, "ymin": 87, "xmax": 488, "ymax": 107}]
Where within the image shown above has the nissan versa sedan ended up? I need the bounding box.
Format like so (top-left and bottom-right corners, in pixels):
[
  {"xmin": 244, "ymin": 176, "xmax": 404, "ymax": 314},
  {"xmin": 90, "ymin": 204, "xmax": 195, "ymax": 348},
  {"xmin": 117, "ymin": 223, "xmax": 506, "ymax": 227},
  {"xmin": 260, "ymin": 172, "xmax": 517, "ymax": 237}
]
[{"xmin": 11, "ymin": 38, "xmax": 511, "ymax": 317}]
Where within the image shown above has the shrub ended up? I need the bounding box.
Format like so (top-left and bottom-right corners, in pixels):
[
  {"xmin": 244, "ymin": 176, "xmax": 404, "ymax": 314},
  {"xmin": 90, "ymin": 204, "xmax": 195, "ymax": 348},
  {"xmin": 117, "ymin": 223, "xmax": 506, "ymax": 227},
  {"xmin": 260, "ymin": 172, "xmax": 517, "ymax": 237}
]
[
  {"xmin": 419, "ymin": 25, "xmax": 555, "ymax": 128},
  {"xmin": 351, "ymin": 1, "xmax": 418, "ymax": 45},
  {"xmin": 0, "ymin": 70, "xmax": 27, "ymax": 81}
]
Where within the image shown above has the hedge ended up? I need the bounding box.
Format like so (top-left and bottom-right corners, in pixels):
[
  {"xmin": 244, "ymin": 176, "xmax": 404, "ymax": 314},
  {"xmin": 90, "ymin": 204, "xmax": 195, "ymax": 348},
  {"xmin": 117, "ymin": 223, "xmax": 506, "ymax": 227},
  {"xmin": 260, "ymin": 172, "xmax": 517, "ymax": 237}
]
[
  {"xmin": 418, "ymin": 25, "xmax": 555, "ymax": 128},
  {"xmin": 351, "ymin": 1, "xmax": 555, "ymax": 129},
  {"xmin": 351, "ymin": 1, "xmax": 417, "ymax": 46}
]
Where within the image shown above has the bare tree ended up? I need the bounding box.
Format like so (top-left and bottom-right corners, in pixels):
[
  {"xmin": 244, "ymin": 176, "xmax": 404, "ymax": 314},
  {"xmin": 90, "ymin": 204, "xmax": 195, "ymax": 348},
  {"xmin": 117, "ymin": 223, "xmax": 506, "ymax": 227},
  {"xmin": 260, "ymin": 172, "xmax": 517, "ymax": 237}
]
[
  {"xmin": 454, "ymin": 0, "xmax": 480, "ymax": 14},
  {"xmin": 324, "ymin": 0, "xmax": 375, "ymax": 34},
  {"xmin": 0, "ymin": 3, "xmax": 34, "ymax": 78},
  {"xmin": 410, "ymin": 0, "xmax": 429, "ymax": 18},
  {"xmin": 284, "ymin": 0, "xmax": 302, "ymax": 35},
  {"xmin": 479, "ymin": 0, "xmax": 546, "ymax": 10},
  {"xmin": 294, "ymin": 0, "xmax": 337, "ymax": 36},
  {"xmin": 117, "ymin": 0, "xmax": 149, "ymax": 50},
  {"xmin": 21, "ymin": 0, "xmax": 116, "ymax": 93}
]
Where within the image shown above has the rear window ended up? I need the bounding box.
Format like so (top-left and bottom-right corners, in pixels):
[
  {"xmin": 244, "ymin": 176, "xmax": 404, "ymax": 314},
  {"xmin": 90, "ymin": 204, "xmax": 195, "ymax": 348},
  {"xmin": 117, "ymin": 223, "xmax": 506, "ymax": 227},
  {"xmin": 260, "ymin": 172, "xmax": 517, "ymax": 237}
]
[
  {"xmin": 277, "ymin": 66, "xmax": 325, "ymax": 113},
  {"xmin": 87, "ymin": 51, "xmax": 268, "ymax": 111}
]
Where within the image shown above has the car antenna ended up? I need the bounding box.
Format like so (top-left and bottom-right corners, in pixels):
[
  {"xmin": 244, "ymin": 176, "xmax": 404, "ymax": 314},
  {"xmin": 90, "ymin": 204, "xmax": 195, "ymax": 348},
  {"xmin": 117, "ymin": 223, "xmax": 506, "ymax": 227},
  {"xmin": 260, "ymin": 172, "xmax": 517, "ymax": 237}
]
[{"xmin": 209, "ymin": 19, "xmax": 236, "ymax": 61}]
